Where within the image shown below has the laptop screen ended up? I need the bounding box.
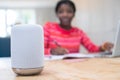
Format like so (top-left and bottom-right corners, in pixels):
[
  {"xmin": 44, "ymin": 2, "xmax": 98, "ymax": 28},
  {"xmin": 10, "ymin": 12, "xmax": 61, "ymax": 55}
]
[{"xmin": 112, "ymin": 22, "xmax": 120, "ymax": 56}]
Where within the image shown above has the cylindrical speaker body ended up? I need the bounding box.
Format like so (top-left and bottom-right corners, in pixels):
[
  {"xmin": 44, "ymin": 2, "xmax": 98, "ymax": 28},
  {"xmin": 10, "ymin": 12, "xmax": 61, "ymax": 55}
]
[{"xmin": 11, "ymin": 24, "xmax": 44, "ymax": 75}]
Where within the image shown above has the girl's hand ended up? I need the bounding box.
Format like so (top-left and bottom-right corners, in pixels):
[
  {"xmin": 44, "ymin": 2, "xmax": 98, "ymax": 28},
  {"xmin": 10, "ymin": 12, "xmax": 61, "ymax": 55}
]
[
  {"xmin": 50, "ymin": 47, "xmax": 68, "ymax": 55},
  {"xmin": 100, "ymin": 42, "xmax": 114, "ymax": 51}
]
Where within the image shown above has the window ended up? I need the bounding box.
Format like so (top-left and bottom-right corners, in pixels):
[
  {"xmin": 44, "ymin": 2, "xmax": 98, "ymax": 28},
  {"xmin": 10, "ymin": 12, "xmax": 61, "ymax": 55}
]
[
  {"xmin": 0, "ymin": 10, "xmax": 6, "ymax": 37},
  {"xmin": 0, "ymin": 9, "xmax": 36, "ymax": 37}
]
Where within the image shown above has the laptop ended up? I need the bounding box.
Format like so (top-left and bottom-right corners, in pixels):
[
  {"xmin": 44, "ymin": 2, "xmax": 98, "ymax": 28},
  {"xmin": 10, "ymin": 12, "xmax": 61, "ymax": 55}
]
[
  {"xmin": 80, "ymin": 21, "xmax": 120, "ymax": 58},
  {"xmin": 104, "ymin": 21, "xmax": 120, "ymax": 57},
  {"xmin": 86, "ymin": 21, "xmax": 120, "ymax": 58}
]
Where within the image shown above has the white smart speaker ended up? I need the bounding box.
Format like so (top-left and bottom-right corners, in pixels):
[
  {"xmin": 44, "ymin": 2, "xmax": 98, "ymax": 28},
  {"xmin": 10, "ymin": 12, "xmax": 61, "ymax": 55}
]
[{"xmin": 11, "ymin": 24, "xmax": 44, "ymax": 75}]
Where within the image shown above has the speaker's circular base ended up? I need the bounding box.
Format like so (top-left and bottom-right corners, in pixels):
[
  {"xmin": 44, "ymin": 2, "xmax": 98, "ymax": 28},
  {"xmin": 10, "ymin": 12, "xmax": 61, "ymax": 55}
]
[{"xmin": 12, "ymin": 67, "xmax": 43, "ymax": 76}]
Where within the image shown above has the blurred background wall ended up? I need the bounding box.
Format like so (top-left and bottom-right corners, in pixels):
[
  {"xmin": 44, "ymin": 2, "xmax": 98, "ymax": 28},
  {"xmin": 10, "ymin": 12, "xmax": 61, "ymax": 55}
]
[
  {"xmin": 73, "ymin": 0, "xmax": 120, "ymax": 52},
  {"xmin": 0, "ymin": 0, "xmax": 120, "ymax": 53}
]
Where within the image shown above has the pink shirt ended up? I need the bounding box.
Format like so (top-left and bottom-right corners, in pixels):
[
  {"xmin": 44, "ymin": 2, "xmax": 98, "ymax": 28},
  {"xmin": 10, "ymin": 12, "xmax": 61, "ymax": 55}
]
[{"xmin": 44, "ymin": 22, "xmax": 100, "ymax": 55}]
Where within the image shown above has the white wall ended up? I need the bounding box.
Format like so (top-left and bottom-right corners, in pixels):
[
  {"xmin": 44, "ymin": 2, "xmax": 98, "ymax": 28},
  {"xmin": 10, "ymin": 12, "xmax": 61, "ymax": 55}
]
[
  {"xmin": 75, "ymin": 0, "xmax": 120, "ymax": 52},
  {"xmin": 35, "ymin": 8, "xmax": 56, "ymax": 25},
  {"xmin": 0, "ymin": 0, "xmax": 58, "ymax": 8},
  {"xmin": 74, "ymin": 0, "xmax": 120, "ymax": 44}
]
